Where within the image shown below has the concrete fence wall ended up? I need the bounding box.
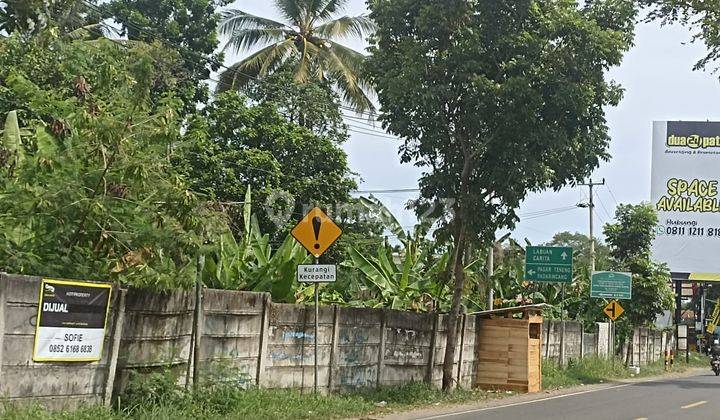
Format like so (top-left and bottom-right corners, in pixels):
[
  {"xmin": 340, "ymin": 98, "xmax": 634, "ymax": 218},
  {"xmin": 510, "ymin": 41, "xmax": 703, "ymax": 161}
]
[
  {"xmin": 540, "ymin": 320, "xmax": 673, "ymax": 366},
  {"xmin": 0, "ymin": 274, "xmax": 478, "ymax": 409},
  {"xmin": 0, "ymin": 274, "xmax": 674, "ymax": 410}
]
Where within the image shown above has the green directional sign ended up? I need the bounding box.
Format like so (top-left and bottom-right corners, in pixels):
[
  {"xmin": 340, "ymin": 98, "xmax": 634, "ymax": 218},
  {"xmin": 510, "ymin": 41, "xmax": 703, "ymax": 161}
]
[
  {"xmin": 524, "ymin": 246, "xmax": 573, "ymax": 283},
  {"xmin": 591, "ymin": 271, "xmax": 632, "ymax": 300}
]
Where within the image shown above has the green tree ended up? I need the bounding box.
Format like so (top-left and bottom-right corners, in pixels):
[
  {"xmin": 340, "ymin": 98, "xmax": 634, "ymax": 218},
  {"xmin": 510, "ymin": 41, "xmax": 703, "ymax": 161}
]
[
  {"xmin": 0, "ymin": 32, "xmax": 227, "ymax": 288},
  {"xmin": 603, "ymin": 204, "xmax": 674, "ymax": 337},
  {"xmin": 644, "ymin": 0, "xmax": 720, "ymax": 71},
  {"xmin": 0, "ymin": 0, "xmax": 103, "ymax": 37},
  {"xmin": 247, "ymin": 62, "xmax": 348, "ymax": 141},
  {"xmin": 545, "ymin": 231, "xmax": 611, "ymax": 272},
  {"xmin": 217, "ymin": 0, "xmax": 376, "ymax": 113},
  {"xmin": 105, "ymin": 0, "xmax": 229, "ymax": 109},
  {"xmin": 367, "ymin": 0, "xmax": 636, "ymax": 389},
  {"xmin": 179, "ymin": 91, "xmax": 357, "ymax": 237}
]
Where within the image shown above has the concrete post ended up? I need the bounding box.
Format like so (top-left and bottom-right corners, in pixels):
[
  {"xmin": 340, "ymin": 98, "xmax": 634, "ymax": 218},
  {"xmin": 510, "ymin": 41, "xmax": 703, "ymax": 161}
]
[
  {"xmin": 456, "ymin": 314, "xmax": 467, "ymax": 387},
  {"xmin": 103, "ymin": 288, "xmax": 126, "ymax": 406},
  {"xmin": 192, "ymin": 256, "xmax": 205, "ymax": 388},
  {"xmin": 328, "ymin": 305, "xmax": 339, "ymax": 391},
  {"xmin": 0, "ymin": 273, "xmax": 7, "ymax": 385},
  {"xmin": 580, "ymin": 323, "xmax": 585, "ymax": 359},
  {"xmin": 256, "ymin": 293, "xmax": 270, "ymax": 387},
  {"xmin": 376, "ymin": 309, "xmax": 387, "ymax": 388},
  {"xmin": 544, "ymin": 321, "xmax": 551, "ymax": 360},
  {"xmin": 426, "ymin": 313, "xmax": 439, "ymax": 385}
]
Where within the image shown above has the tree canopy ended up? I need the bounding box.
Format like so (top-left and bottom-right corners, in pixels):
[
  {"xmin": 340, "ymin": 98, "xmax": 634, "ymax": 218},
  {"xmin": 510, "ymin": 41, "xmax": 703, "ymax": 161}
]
[
  {"xmin": 217, "ymin": 0, "xmax": 376, "ymax": 113},
  {"xmin": 603, "ymin": 203, "xmax": 674, "ymax": 345},
  {"xmin": 179, "ymin": 91, "xmax": 357, "ymax": 237},
  {"xmin": 105, "ymin": 0, "xmax": 230, "ymax": 109},
  {"xmin": 0, "ymin": 32, "xmax": 227, "ymax": 288},
  {"xmin": 367, "ymin": 0, "xmax": 637, "ymax": 389}
]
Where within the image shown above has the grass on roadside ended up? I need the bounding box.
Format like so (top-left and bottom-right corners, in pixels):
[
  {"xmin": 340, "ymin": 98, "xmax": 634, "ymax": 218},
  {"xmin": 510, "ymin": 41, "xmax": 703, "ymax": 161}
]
[
  {"xmin": 542, "ymin": 353, "xmax": 709, "ymax": 390},
  {"xmin": 2, "ymin": 354, "xmax": 708, "ymax": 420},
  {"xmin": 0, "ymin": 380, "xmax": 496, "ymax": 420}
]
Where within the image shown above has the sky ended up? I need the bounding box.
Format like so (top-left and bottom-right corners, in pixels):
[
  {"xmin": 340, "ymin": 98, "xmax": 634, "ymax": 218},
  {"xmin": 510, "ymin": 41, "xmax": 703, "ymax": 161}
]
[{"xmin": 227, "ymin": 1, "xmax": 720, "ymax": 244}]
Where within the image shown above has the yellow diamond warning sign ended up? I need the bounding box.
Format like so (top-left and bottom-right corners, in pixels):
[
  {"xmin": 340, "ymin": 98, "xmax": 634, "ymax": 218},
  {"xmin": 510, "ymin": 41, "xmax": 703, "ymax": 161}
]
[
  {"xmin": 603, "ymin": 300, "xmax": 624, "ymax": 321},
  {"xmin": 291, "ymin": 207, "xmax": 342, "ymax": 258}
]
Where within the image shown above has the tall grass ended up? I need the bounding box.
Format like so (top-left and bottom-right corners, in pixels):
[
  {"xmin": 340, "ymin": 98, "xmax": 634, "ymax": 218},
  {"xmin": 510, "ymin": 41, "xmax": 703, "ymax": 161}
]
[
  {"xmin": 542, "ymin": 353, "xmax": 709, "ymax": 390},
  {"xmin": 0, "ymin": 373, "xmax": 491, "ymax": 420}
]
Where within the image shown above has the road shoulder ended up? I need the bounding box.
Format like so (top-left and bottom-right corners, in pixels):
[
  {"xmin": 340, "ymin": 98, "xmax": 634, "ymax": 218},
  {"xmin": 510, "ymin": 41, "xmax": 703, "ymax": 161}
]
[{"xmin": 375, "ymin": 367, "xmax": 706, "ymax": 420}]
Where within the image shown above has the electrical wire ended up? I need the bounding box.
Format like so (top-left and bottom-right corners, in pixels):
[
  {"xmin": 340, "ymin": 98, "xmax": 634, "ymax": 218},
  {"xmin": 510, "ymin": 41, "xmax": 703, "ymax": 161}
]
[
  {"xmin": 79, "ymin": 0, "xmax": 388, "ymax": 127},
  {"xmin": 596, "ymin": 190, "xmax": 613, "ymax": 221},
  {"xmin": 607, "ymin": 186, "xmax": 620, "ymax": 206}
]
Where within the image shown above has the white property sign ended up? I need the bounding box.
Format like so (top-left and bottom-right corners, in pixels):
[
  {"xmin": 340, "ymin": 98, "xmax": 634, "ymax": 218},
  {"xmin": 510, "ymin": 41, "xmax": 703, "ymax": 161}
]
[
  {"xmin": 651, "ymin": 121, "xmax": 720, "ymax": 276},
  {"xmin": 297, "ymin": 264, "xmax": 336, "ymax": 283},
  {"xmin": 33, "ymin": 279, "xmax": 112, "ymax": 362}
]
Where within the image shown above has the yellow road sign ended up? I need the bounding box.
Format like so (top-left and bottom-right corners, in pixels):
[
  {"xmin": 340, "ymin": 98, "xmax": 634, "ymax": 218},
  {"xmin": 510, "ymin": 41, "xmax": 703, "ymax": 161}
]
[
  {"xmin": 604, "ymin": 300, "xmax": 624, "ymax": 321},
  {"xmin": 291, "ymin": 207, "xmax": 342, "ymax": 258}
]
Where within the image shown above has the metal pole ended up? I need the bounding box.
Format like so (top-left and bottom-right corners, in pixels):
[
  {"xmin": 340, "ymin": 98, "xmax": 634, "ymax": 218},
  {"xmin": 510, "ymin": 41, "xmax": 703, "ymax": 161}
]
[
  {"xmin": 589, "ymin": 181, "xmax": 595, "ymax": 273},
  {"xmin": 675, "ymin": 279, "xmax": 682, "ymax": 358},
  {"xmin": 610, "ymin": 319, "xmax": 614, "ymax": 365},
  {"xmin": 314, "ymin": 257, "xmax": 319, "ymax": 394},
  {"xmin": 560, "ymin": 283, "xmax": 566, "ymax": 366},
  {"xmin": 487, "ymin": 246, "xmax": 494, "ymax": 310}
]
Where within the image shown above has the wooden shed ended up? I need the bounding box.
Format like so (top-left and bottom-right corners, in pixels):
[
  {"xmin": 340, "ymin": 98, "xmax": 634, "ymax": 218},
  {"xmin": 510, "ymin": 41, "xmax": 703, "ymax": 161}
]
[{"xmin": 473, "ymin": 304, "xmax": 546, "ymax": 393}]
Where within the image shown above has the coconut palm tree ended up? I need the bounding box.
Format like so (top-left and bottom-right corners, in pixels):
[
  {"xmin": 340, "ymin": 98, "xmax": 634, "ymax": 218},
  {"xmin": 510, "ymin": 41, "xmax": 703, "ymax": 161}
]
[{"xmin": 217, "ymin": 0, "xmax": 376, "ymax": 113}]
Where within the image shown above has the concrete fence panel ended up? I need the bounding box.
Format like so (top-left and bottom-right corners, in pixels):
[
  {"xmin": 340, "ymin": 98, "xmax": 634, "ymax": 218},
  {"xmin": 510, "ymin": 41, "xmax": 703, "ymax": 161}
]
[
  {"xmin": 0, "ymin": 274, "xmax": 677, "ymax": 408},
  {"xmin": 0, "ymin": 274, "xmax": 118, "ymax": 410}
]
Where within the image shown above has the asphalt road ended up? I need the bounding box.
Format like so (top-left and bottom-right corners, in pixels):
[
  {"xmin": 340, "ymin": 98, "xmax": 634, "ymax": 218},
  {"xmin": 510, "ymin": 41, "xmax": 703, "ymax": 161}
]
[{"xmin": 415, "ymin": 372, "xmax": 720, "ymax": 420}]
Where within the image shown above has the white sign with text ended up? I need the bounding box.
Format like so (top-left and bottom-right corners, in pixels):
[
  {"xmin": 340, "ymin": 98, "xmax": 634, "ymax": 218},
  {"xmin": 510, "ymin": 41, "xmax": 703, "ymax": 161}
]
[{"xmin": 297, "ymin": 264, "xmax": 336, "ymax": 283}]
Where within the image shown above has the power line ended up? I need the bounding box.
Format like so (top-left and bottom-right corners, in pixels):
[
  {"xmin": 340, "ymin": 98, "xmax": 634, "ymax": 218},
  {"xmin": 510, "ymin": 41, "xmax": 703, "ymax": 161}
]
[
  {"xmin": 607, "ymin": 186, "xmax": 620, "ymax": 206},
  {"xmin": 353, "ymin": 188, "xmax": 420, "ymax": 193},
  {"xmin": 596, "ymin": 190, "xmax": 613, "ymax": 221},
  {"xmin": 81, "ymin": 0, "xmax": 384, "ymax": 119},
  {"xmin": 76, "ymin": 2, "xmax": 408, "ymax": 148}
]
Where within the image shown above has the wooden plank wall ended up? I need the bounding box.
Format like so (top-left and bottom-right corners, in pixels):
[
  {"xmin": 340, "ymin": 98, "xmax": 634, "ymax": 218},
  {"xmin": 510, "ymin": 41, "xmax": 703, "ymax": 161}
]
[{"xmin": 475, "ymin": 317, "xmax": 532, "ymax": 392}]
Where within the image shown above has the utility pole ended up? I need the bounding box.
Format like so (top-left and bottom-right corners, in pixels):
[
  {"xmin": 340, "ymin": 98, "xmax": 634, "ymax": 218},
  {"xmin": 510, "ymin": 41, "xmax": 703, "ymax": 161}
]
[{"xmin": 578, "ymin": 178, "xmax": 605, "ymax": 273}]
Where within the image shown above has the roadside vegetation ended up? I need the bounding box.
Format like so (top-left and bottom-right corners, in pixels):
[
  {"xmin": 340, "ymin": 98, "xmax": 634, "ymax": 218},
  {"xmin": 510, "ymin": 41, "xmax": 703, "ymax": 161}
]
[
  {"xmin": 542, "ymin": 354, "xmax": 709, "ymax": 390},
  {"xmin": 2, "ymin": 0, "xmax": 720, "ymax": 413},
  {"xmin": 2, "ymin": 356, "xmax": 709, "ymax": 420},
  {"xmin": 0, "ymin": 373, "xmax": 495, "ymax": 420}
]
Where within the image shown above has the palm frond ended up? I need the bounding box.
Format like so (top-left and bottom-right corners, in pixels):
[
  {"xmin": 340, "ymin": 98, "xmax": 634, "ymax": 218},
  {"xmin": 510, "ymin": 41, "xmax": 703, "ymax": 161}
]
[
  {"xmin": 274, "ymin": 0, "xmax": 304, "ymax": 27},
  {"xmin": 314, "ymin": 15, "xmax": 376, "ymax": 39},
  {"xmin": 65, "ymin": 22, "xmax": 116, "ymax": 40},
  {"xmin": 294, "ymin": 36, "xmax": 325, "ymax": 83},
  {"xmin": 222, "ymin": 28, "xmax": 290, "ymax": 54},
  {"xmin": 321, "ymin": 41, "xmax": 375, "ymax": 113},
  {"xmin": 315, "ymin": 0, "xmax": 350, "ymax": 21},
  {"xmin": 219, "ymin": 9, "xmax": 288, "ymax": 37},
  {"xmin": 216, "ymin": 39, "xmax": 296, "ymax": 92}
]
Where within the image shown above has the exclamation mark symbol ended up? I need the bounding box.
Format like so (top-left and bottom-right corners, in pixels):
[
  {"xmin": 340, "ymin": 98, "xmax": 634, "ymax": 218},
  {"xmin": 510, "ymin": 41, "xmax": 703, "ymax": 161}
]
[{"xmin": 312, "ymin": 216, "xmax": 322, "ymax": 250}]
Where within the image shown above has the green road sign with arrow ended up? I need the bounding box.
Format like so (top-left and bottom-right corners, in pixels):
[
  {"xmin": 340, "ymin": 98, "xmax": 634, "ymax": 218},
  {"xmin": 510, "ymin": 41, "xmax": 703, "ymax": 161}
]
[{"xmin": 524, "ymin": 246, "xmax": 573, "ymax": 283}]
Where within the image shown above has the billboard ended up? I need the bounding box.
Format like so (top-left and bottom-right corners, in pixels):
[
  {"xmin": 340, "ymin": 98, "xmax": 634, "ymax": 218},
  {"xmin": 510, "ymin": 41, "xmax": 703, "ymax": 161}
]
[{"xmin": 651, "ymin": 121, "xmax": 720, "ymax": 277}]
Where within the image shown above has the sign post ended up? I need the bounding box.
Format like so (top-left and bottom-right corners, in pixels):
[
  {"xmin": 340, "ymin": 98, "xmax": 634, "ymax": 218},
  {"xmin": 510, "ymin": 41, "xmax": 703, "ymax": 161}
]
[
  {"xmin": 525, "ymin": 246, "xmax": 573, "ymax": 364},
  {"xmin": 291, "ymin": 207, "xmax": 342, "ymax": 394},
  {"xmin": 592, "ymin": 272, "xmax": 631, "ymax": 362}
]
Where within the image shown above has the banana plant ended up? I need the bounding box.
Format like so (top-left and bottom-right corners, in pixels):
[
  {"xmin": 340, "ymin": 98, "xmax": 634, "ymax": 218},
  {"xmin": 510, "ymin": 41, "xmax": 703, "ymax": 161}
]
[
  {"xmin": 344, "ymin": 196, "xmax": 446, "ymax": 311},
  {"xmin": 201, "ymin": 186, "xmax": 311, "ymax": 302}
]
